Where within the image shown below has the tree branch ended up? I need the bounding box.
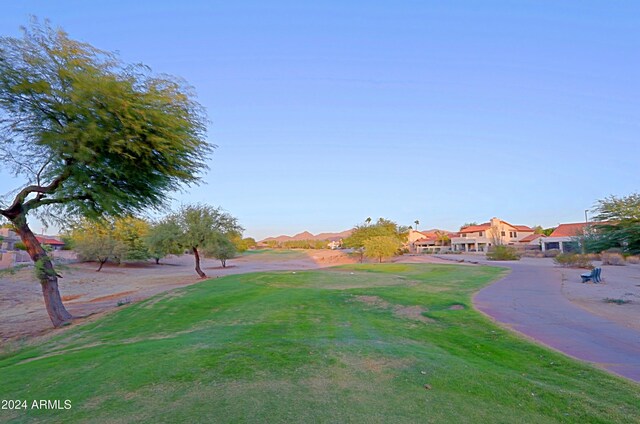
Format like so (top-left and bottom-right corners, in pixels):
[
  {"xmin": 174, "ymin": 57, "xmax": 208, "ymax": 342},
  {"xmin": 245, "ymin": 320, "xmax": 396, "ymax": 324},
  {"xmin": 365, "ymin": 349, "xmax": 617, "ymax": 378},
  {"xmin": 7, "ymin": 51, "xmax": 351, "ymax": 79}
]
[
  {"xmin": 0, "ymin": 165, "xmax": 73, "ymax": 219},
  {"xmin": 23, "ymin": 194, "xmax": 92, "ymax": 212}
]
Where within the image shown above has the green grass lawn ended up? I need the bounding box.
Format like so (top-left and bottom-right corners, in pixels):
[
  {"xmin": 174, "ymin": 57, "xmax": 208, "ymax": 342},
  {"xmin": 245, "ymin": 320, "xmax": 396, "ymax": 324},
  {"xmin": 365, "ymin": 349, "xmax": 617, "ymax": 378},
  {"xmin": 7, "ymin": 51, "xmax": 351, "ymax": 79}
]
[
  {"xmin": 1, "ymin": 264, "xmax": 638, "ymax": 423},
  {"xmin": 240, "ymin": 248, "xmax": 312, "ymax": 261}
]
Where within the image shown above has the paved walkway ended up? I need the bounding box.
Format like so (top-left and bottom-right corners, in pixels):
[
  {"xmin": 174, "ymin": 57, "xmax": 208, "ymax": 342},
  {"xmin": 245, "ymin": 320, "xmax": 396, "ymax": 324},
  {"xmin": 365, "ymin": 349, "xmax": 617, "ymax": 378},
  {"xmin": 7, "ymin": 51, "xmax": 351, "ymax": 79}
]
[{"xmin": 450, "ymin": 256, "xmax": 640, "ymax": 383}]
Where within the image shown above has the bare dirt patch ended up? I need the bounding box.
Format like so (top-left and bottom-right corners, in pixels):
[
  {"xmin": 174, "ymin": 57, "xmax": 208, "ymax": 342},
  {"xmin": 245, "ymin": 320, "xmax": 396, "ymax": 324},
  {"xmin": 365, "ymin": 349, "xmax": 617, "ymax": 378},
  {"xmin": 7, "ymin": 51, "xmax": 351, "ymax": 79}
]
[
  {"xmin": 350, "ymin": 295, "xmax": 432, "ymax": 322},
  {"xmin": 448, "ymin": 304, "xmax": 465, "ymax": 310},
  {"xmin": 393, "ymin": 305, "xmax": 433, "ymax": 322},
  {"xmin": 89, "ymin": 291, "xmax": 137, "ymax": 303},
  {"xmin": 559, "ymin": 263, "xmax": 640, "ymax": 331},
  {"xmin": 352, "ymin": 295, "xmax": 390, "ymax": 308},
  {"xmin": 338, "ymin": 353, "xmax": 412, "ymax": 374},
  {"xmin": 0, "ymin": 249, "xmax": 355, "ymax": 342},
  {"xmin": 61, "ymin": 294, "xmax": 84, "ymax": 302}
]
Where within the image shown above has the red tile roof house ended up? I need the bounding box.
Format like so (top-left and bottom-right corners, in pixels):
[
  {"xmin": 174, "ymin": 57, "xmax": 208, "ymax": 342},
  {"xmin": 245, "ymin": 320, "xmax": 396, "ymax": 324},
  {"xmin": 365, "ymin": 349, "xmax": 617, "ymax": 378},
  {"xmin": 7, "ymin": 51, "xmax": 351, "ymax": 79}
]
[
  {"xmin": 409, "ymin": 229, "xmax": 456, "ymax": 253},
  {"xmin": 35, "ymin": 236, "xmax": 66, "ymax": 251},
  {"xmin": 450, "ymin": 217, "xmax": 535, "ymax": 253},
  {"xmin": 541, "ymin": 223, "xmax": 592, "ymax": 253}
]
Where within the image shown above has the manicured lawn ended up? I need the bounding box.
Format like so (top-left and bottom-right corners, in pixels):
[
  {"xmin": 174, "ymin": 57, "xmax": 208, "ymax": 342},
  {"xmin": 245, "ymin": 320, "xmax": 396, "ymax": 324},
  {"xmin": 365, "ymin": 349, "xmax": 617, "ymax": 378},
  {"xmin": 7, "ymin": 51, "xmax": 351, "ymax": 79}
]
[{"xmin": 1, "ymin": 264, "xmax": 638, "ymax": 423}]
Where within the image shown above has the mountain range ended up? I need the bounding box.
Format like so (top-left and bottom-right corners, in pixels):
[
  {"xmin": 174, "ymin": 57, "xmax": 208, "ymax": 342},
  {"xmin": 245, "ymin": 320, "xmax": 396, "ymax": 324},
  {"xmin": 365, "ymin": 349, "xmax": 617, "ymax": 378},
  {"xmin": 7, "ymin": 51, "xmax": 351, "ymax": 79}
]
[{"xmin": 260, "ymin": 230, "xmax": 352, "ymax": 243}]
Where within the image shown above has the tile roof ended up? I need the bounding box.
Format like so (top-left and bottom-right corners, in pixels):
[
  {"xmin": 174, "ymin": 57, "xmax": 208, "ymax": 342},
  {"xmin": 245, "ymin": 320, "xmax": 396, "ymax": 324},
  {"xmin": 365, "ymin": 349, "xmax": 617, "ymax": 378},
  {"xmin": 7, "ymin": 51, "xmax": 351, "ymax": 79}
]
[
  {"xmin": 519, "ymin": 233, "xmax": 545, "ymax": 243},
  {"xmin": 36, "ymin": 236, "xmax": 65, "ymax": 246},
  {"xmin": 549, "ymin": 223, "xmax": 589, "ymax": 238},
  {"xmin": 459, "ymin": 223, "xmax": 491, "ymax": 233},
  {"xmin": 459, "ymin": 221, "xmax": 533, "ymax": 233},
  {"xmin": 513, "ymin": 225, "xmax": 534, "ymax": 232}
]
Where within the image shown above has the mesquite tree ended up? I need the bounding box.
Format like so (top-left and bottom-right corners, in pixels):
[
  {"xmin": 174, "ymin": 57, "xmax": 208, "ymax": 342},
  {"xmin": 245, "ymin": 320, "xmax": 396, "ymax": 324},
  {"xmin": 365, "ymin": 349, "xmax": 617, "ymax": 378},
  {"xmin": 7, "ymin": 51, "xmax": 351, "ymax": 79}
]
[
  {"xmin": 0, "ymin": 21, "xmax": 211, "ymax": 327},
  {"xmin": 162, "ymin": 204, "xmax": 243, "ymax": 278}
]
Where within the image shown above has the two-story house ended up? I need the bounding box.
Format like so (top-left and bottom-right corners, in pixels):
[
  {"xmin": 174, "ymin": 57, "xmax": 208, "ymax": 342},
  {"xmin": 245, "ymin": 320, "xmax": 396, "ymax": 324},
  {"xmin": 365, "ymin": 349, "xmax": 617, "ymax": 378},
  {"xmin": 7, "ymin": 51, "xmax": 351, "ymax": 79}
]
[{"xmin": 451, "ymin": 217, "xmax": 534, "ymax": 253}]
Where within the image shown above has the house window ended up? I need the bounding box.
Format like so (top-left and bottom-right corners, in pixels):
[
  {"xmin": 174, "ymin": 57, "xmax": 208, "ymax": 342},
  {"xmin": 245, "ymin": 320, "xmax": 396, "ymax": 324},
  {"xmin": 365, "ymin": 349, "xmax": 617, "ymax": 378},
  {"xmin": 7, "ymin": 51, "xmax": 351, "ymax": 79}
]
[
  {"xmin": 462, "ymin": 234, "xmax": 466, "ymax": 238},
  {"xmin": 509, "ymin": 231, "xmax": 516, "ymax": 238},
  {"xmin": 479, "ymin": 232, "xmax": 484, "ymax": 237},
  {"xmin": 501, "ymin": 231, "xmax": 505, "ymax": 236}
]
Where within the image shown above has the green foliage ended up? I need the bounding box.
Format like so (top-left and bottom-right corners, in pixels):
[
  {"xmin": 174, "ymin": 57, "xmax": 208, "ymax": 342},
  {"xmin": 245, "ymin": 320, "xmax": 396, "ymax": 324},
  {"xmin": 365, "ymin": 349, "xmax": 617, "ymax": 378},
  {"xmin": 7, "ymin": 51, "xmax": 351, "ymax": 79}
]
[
  {"xmin": 144, "ymin": 220, "xmax": 182, "ymax": 263},
  {"xmin": 264, "ymin": 240, "xmax": 279, "ymax": 248},
  {"xmin": 363, "ymin": 235, "xmax": 401, "ymax": 263},
  {"xmin": 34, "ymin": 257, "xmax": 56, "ymax": 280},
  {"xmin": 59, "ymin": 234, "xmax": 75, "ymax": 250},
  {"xmin": 112, "ymin": 216, "xmax": 151, "ymax": 261},
  {"xmin": 280, "ymin": 239, "xmax": 329, "ymax": 249},
  {"xmin": 460, "ymin": 222, "xmax": 478, "ymax": 231},
  {"xmin": 486, "ymin": 245, "xmax": 521, "ymax": 261},
  {"xmin": 168, "ymin": 204, "xmax": 243, "ymax": 251},
  {"xmin": 14, "ymin": 241, "xmax": 26, "ymax": 251},
  {"xmin": 0, "ymin": 20, "xmax": 212, "ymax": 222},
  {"xmin": 533, "ymin": 225, "xmax": 555, "ymax": 236},
  {"xmin": 148, "ymin": 204, "xmax": 243, "ymax": 275},
  {"xmin": 204, "ymin": 235, "xmax": 237, "ymax": 267},
  {"xmin": 585, "ymin": 193, "xmax": 640, "ymax": 254},
  {"xmin": 70, "ymin": 219, "xmax": 122, "ymax": 269},
  {"xmin": 343, "ymin": 218, "xmax": 407, "ymax": 261},
  {"xmin": 229, "ymin": 236, "xmax": 256, "ymax": 252},
  {"xmin": 239, "ymin": 237, "xmax": 257, "ymax": 251},
  {"xmin": 553, "ymin": 253, "xmax": 593, "ymax": 269},
  {"xmin": 70, "ymin": 216, "xmax": 151, "ymax": 266}
]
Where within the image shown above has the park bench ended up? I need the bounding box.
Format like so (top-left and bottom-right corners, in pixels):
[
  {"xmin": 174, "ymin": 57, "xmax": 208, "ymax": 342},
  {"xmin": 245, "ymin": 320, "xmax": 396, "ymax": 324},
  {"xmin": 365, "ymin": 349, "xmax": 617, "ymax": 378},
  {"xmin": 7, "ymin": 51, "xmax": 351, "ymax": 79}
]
[{"xmin": 581, "ymin": 267, "xmax": 602, "ymax": 283}]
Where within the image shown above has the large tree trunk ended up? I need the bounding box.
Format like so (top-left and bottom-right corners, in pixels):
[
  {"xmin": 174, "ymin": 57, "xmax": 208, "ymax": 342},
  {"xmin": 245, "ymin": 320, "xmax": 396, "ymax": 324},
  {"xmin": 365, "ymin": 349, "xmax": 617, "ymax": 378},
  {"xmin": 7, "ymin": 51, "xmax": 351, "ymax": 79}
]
[
  {"xmin": 193, "ymin": 247, "xmax": 207, "ymax": 278},
  {"xmin": 12, "ymin": 215, "xmax": 73, "ymax": 327}
]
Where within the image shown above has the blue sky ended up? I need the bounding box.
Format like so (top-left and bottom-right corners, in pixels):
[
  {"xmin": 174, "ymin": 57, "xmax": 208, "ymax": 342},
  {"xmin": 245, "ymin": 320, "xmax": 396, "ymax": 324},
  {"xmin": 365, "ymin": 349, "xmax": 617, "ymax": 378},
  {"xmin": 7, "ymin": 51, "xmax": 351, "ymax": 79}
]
[{"xmin": 1, "ymin": 1, "xmax": 638, "ymax": 240}]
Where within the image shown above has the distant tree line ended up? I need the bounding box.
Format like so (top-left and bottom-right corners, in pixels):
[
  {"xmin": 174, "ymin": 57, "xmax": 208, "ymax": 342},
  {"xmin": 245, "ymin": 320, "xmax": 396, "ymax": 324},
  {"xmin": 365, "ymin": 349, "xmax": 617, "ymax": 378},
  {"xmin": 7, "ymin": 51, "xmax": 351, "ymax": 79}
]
[
  {"xmin": 263, "ymin": 239, "xmax": 331, "ymax": 249},
  {"xmin": 68, "ymin": 204, "xmax": 255, "ymax": 276}
]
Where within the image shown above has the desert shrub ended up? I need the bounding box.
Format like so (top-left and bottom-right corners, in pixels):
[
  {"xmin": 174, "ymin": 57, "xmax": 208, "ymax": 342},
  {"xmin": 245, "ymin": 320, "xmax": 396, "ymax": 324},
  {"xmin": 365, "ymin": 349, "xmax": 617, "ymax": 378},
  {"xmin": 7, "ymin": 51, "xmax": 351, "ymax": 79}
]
[
  {"xmin": 626, "ymin": 255, "xmax": 640, "ymax": 264},
  {"xmin": 601, "ymin": 251, "xmax": 626, "ymax": 265},
  {"xmin": 487, "ymin": 245, "xmax": 521, "ymax": 261},
  {"xmin": 586, "ymin": 253, "xmax": 601, "ymax": 261},
  {"xmin": 543, "ymin": 249, "xmax": 561, "ymax": 258},
  {"xmin": 553, "ymin": 253, "xmax": 593, "ymax": 269}
]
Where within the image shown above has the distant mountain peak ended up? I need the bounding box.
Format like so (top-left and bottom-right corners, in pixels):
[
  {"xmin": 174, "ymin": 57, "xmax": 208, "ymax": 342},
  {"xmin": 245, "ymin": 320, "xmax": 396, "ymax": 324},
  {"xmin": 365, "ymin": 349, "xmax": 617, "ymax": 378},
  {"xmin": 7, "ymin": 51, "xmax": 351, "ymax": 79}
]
[{"xmin": 260, "ymin": 229, "xmax": 352, "ymax": 243}]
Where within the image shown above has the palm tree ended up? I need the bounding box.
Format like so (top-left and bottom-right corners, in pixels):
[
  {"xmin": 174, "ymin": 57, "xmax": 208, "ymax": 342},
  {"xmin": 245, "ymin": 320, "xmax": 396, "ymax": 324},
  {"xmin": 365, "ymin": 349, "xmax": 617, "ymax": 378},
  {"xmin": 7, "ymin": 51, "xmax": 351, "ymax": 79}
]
[
  {"xmin": 365, "ymin": 217, "xmax": 372, "ymax": 226},
  {"xmin": 414, "ymin": 220, "xmax": 420, "ymax": 231},
  {"xmin": 436, "ymin": 231, "xmax": 450, "ymax": 246}
]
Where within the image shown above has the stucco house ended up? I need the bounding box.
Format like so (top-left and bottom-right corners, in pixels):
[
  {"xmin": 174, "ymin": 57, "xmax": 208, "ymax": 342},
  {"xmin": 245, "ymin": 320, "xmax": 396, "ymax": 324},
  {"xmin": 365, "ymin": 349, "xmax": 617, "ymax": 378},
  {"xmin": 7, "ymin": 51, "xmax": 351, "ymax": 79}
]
[
  {"xmin": 409, "ymin": 229, "xmax": 454, "ymax": 253},
  {"xmin": 451, "ymin": 217, "xmax": 534, "ymax": 252},
  {"xmin": 36, "ymin": 236, "xmax": 66, "ymax": 251},
  {"xmin": 0, "ymin": 228, "xmax": 19, "ymax": 251},
  {"xmin": 541, "ymin": 223, "xmax": 589, "ymax": 253}
]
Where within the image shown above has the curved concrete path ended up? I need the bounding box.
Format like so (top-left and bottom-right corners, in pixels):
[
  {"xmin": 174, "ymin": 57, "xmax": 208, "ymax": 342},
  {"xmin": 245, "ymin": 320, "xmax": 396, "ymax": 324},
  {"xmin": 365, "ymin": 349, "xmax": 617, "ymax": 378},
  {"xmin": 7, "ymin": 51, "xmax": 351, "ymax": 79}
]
[{"xmin": 467, "ymin": 257, "xmax": 640, "ymax": 383}]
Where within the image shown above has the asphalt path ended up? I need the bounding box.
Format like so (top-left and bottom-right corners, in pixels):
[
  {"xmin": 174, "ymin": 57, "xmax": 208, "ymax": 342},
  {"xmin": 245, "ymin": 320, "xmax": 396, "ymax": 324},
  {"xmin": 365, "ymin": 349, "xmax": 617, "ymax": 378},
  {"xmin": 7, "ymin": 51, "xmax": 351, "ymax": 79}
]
[{"xmin": 459, "ymin": 257, "xmax": 640, "ymax": 383}]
